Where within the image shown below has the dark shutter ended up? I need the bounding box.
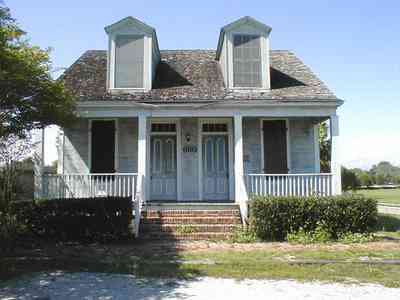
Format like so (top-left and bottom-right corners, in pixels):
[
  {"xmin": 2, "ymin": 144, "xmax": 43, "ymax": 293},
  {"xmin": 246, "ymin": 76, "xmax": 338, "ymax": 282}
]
[
  {"xmin": 233, "ymin": 34, "xmax": 262, "ymax": 87},
  {"xmin": 115, "ymin": 35, "xmax": 144, "ymax": 88},
  {"xmin": 263, "ymin": 120, "xmax": 288, "ymax": 174},
  {"xmin": 91, "ymin": 120, "xmax": 115, "ymax": 173}
]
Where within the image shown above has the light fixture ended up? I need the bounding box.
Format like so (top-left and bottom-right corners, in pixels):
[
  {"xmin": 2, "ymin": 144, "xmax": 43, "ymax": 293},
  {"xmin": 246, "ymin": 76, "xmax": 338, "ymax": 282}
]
[{"xmin": 185, "ymin": 133, "xmax": 191, "ymax": 143}]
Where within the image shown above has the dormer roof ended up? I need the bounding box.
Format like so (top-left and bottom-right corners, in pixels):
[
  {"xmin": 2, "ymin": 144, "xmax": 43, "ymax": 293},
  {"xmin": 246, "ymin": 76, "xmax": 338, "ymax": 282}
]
[
  {"xmin": 216, "ymin": 16, "xmax": 272, "ymax": 60},
  {"xmin": 104, "ymin": 16, "xmax": 156, "ymax": 35}
]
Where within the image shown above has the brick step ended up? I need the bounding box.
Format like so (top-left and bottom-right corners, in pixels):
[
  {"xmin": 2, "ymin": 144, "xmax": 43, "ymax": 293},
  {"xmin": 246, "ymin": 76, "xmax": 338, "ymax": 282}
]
[
  {"xmin": 139, "ymin": 232, "xmax": 234, "ymax": 240},
  {"xmin": 142, "ymin": 216, "xmax": 242, "ymax": 225},
  {"xmin": 141, "ymin": 224, "xmax": 241, "ymax": 233},
  {"xmin": 143, "ymin": 210, "xmax": 241, "ymax": 218}
]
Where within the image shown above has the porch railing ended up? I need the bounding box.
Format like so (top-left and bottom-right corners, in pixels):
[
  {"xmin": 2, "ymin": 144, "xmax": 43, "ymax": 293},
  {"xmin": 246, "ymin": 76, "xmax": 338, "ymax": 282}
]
[
  {"xmin": 42, "ymin": 173, "xmax": 139, "ymax": 199},
  {"xmin": 244, "ymin": 173, "xmax": 333, "ymax": 197}
]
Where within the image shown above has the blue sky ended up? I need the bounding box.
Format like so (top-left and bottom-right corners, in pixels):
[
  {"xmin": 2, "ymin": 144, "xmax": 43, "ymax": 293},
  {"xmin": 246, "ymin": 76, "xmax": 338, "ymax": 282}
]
[{"xmin": 6, "ymin": 0, "xmax": 400, "ymax": 169}]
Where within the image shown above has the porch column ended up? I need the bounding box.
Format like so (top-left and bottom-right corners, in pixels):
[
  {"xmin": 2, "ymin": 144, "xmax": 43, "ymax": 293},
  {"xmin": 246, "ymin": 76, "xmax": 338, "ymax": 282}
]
[
  {"xmin": 33, "ymin": 128, "xmax": 45, "ymax": 199},
  {"xmin": 234, "ymin": 114, "xmax": 248, "ymax": 211},
  {"xmin": 137, "ymin": 114, "xmax": 147, "ymax": 202},
  {"xmin": 330, "ymin": 115, "xmax": 342, "ymax": 195}
]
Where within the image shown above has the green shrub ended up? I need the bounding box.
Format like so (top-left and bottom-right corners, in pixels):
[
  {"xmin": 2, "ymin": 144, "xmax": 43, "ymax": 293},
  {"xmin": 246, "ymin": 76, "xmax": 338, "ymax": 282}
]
[
  {"xmin": 230, "ymin": 227, "xmax": 258, "ymax": 243},
  {"xmin": 338, "ymin": 232, "xmax": 377, "ymax": 244},
  {"xmin": 249, "ymin": 194, "xmax": 378, "ymax": 241},
  {"xmin": 0, "ymin": 211, "xmax": 26, "ymax": 252},
  {"xmin": 11, "ymin": 197, "xmax": 133, "ymax": 242},
  {"xmin": 287, "ymin": 223, "xmax": 332, "ymax": 244}
]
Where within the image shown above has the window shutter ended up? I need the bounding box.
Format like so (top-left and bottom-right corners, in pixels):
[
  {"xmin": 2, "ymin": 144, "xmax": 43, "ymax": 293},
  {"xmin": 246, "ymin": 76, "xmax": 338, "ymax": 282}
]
[
  {"xmin": 233, "ymin": 35, "xmax": 262, "ymax": 88},
  {"xmin": 115, "ymin": 35, "xmax": 144, "ymax": 88}
]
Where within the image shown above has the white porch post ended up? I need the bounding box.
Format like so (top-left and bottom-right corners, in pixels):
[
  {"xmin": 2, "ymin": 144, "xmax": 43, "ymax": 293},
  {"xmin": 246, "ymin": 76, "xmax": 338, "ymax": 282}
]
[
  {"xmin": 34, "ymin": 128, "xmax": 45, "ymax": 199},
  {"xmin": 137, "ymin": 113, "xmax": 147, "ymax": 202},
  {"xmin": 330, "ymin": 115, "xmax": 342, "ymax": 195},
  {"xmin": 234, "ymin": 114, "xmax": 248, "ymax": 221}
]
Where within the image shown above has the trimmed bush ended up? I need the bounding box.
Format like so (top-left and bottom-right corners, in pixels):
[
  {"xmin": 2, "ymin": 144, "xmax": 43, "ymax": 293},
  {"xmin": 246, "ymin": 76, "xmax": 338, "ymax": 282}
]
[
  {"xmin": 249, "ymin": 194, "xmax": 378, "ymax": 241},
  {"xmin": 11, "ymin": 197, "xmax": 133, "ymax": 242}
]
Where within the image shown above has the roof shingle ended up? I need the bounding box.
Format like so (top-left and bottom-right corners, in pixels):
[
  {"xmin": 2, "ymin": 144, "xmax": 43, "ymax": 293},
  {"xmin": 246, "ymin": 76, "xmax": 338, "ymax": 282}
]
[{"xmin": 62, "ymin": 49, "xmax": 338, "ymax": 102}]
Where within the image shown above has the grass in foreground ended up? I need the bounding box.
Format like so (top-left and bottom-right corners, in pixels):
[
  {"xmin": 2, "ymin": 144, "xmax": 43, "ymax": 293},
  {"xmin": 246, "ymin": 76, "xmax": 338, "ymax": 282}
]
[
  {"xmin": 1, "ymin": 241, "xmax": 400, "ymax": 288},
  {"xmin": 357, "ymin": 188, "xmax": 400, "ymax": 205}
]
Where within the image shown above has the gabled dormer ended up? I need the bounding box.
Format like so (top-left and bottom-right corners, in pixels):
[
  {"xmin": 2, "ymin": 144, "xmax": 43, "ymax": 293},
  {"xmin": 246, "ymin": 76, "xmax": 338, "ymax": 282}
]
[
  {"xmin": 105, "ymin": 16, "xmax": 160, "ymax": 92},
  {"xmin": 216, "ymin": 16, "xmax": 272, "ymax": 91}
]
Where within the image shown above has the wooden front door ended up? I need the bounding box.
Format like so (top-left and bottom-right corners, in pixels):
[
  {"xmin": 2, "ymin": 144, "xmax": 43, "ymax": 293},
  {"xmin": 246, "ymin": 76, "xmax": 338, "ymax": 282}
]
[
  {"xmin": 202, "ymin": 135, "xmax": 229, "ymax": 200},
  {"xmin": 263, "ymin": 120, "xmax": 288, "ymax": 174},
  {"xmin": 91, "ymin": 120, "xmax": 115, "ymax": 173},
  {"xmin": 150, "ymin": 135, "xmax": 177, "ymax": 200}
]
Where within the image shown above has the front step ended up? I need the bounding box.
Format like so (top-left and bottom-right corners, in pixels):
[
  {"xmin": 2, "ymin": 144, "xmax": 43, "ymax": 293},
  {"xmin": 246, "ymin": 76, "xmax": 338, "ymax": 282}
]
[{"xmin": 139, "ymin": 203, "xmax": 242, "ymax": 240}]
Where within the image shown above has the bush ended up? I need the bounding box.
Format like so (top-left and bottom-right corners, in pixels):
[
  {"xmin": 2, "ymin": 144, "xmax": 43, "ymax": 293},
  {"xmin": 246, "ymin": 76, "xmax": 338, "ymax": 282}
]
[
  {"xmin": 11, "ymin": 197, "xmax": 133, "ymax": 242},
  {"xmin": 249, "ymin": 194, "xmax": 378, "ymax": 241},
  {"xmin": 287, "ymin": 224, "xmax": 332, "ymax": 244},
  {"xmin": 0, "ymin": 211, "xmax": 26, "ymax": 252},
  {"xmin": 230, "ymin": 227, "xmax": 258, "ymax": 243},
  {"xmin": 338, "ymin": 232, "xmax": 377, "ymax": 244}
]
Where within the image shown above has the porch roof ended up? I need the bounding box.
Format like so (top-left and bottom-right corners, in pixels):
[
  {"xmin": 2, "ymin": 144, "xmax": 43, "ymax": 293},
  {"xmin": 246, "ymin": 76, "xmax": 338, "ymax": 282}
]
[{"xmin": 62, "ymin": 49, "xmax": 341, "ymax": 103}]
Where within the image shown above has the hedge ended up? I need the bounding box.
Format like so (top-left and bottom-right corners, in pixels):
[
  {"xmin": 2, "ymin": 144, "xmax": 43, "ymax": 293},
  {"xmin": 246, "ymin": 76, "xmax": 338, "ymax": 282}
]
[
  {"xmin": 11, "ymin": 197, "xmax": 133, "ymax": 242},
  {"xmin": 249, "ymin": 194, "xmax": 378, "ymax": 241}
]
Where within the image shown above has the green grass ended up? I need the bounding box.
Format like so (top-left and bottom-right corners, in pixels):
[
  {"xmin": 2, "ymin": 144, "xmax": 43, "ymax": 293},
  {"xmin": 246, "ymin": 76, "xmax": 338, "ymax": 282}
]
[
  {"xmin": 2, "ymin": 241, "xmax": 400, "ymax": 288},
  {"xmin": 357, "ymin": 188, "xmax": 400, "ymax": 205}
]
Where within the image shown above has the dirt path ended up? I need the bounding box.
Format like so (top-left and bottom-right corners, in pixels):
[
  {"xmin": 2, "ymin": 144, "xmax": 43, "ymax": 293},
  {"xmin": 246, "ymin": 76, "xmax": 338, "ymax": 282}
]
[{"xmin": 1, "ymin": 272, "xmax": 399, "ymax": 300}]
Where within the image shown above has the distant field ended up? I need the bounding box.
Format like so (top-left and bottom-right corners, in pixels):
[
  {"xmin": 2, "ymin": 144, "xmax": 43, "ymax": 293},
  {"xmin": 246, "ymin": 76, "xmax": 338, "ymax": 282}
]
[{"xmin": 358, "ymin": 188, "xmax": 400, "ymax": 205}]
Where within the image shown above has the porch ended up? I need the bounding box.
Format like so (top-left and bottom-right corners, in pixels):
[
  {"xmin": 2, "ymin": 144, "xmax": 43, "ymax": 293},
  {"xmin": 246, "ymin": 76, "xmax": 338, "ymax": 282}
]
[{"xmin": 37, "ymin": 114, "xmax": 341, "ymax": 205}]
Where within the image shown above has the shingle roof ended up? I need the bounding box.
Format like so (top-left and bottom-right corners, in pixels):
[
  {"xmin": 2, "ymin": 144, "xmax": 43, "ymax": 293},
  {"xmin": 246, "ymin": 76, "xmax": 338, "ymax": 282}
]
[{"xmin": 62, "ymin": 49, "xmax": 338, "ymax": 102}]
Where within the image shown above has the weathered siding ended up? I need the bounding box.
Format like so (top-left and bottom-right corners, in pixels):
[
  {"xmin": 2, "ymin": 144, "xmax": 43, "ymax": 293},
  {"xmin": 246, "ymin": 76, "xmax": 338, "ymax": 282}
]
[
  {"xmin": 63, "ymin": 119, "xmax": 89, "ymax": 173},
  {"xmin": 243, "ymin": 118, "xmax": 318, "ymax": 174},
  {"xmin": 289, "ymin": 119, "xmax": 317, "ymax": 173},
  {"xmin": 180, "ymin": 118, "xmax": 199, "ymax": 200},
  {"xmin": 243, "ymin": 118, "xmax": 262, "ymax": 173},
  {"xmin": 117, "ymin": 118, "xmax": 138, "ymax": 172}
]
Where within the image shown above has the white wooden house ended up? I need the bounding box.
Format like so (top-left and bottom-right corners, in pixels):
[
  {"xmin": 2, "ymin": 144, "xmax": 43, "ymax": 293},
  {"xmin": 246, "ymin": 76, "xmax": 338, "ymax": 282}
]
[{"xmin": 36, "ymin": 16, "xmax": 343, "ymax": 238}]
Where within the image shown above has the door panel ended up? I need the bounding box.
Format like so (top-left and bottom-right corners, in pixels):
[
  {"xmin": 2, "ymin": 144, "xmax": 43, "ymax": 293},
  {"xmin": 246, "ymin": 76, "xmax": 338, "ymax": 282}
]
[
  {"xmin": 150, "ymin": 135, "xmax": 177, "ymax": 200},
  {"xmin": 263, "ymin": 120, "xmax": 288, "ymax": 174},
  {"xmin": 202, "ymin": 135, "xmax": 229, "ymax": 200}
]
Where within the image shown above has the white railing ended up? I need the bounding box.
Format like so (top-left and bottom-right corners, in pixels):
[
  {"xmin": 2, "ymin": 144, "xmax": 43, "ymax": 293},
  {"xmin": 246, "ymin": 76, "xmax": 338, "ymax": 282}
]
[
  {"xmin": 245, "ymin": 173, "xmax": 333, "ymax": 197},
  {"xmin": 42, "ymin": 173, "xmax": 139, "ymax": 199}
]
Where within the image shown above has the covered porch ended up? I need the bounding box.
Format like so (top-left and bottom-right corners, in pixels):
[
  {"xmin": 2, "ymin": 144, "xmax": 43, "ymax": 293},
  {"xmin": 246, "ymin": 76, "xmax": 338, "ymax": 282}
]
[{"xmin": 37, "ymin": 109, "xmax": 342, "ymax": 209}]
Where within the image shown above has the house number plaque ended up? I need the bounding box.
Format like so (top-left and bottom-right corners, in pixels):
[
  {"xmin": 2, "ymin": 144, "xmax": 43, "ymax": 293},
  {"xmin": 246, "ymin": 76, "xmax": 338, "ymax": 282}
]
[{"xmin": 183, "ymin": 145, "xmax": 197, "ymax": 153}]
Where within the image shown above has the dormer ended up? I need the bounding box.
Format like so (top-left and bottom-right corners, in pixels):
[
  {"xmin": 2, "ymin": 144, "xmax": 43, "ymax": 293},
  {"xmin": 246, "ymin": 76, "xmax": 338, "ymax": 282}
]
[
  {"xmin": 216, "ymin": 16, "xmax": 272, "ymax": 91},
  {"xmin": 105, "ymin": 17, "xmax": 160, "ymax": 92}
]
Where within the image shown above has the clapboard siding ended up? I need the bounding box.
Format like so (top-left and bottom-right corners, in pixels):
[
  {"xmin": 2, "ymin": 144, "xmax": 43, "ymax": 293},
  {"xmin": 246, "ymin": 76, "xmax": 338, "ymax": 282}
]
[
  {"xmin": 117, "ymin": 118, "xmax": 138, "ymax": 172},
  {"xmin": 63, "ymin": 119, "xmax": 89, "ymax": 174}
]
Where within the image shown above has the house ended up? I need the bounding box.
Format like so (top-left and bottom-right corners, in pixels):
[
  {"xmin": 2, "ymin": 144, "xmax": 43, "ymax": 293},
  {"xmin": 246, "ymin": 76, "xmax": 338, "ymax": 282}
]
[{"xmin": 36, "ymin": 16, "xmax": 343, "ymax": 239}]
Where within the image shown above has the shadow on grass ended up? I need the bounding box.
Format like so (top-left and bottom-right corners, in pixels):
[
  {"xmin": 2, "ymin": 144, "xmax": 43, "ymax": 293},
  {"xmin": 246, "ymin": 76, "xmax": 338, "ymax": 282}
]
[{"xmin": 376, "ymin": 214, "xmax": 400, "ymax": 232}]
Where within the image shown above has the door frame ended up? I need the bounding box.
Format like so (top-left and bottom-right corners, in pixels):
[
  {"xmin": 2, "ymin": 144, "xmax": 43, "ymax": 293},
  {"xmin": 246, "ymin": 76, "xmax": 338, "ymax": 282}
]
[
  {"xmin": 198, "ymin": 118, "xmax": 234, "ymax": 201},
  {"xmin": 88, "ymin": 118, "xmax": 119, "ymax": 173},
  {"xmin": 146, "ymin": 118, "xmax": 182, "ymax": 201},
  {"xmin": 259, "ymin": 118, "xmax": 291, "ymax": 174}
]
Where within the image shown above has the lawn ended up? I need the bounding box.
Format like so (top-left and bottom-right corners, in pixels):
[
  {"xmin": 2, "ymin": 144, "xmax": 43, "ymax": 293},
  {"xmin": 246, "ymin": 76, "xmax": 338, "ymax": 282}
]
[
  {"xmin": 2, "ymin": 215, "xmax": 400, "ymax": 288},
  {"xmin": 357, "ymin": 188, "xmax": 400, "ymax": 205}
]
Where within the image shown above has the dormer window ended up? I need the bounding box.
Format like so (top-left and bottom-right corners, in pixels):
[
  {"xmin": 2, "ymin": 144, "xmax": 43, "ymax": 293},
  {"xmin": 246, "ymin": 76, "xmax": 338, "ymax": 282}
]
[
  {"xmin": 114, "ymin": 35, "xmax": 144, "ymax": 88},
  {"xmin": 233, "ymin": 34, "xmax": 262, "ymax": 88},
  {"xmin": 105, "ymin": 17, "xmax": 160, "ymax": 92},
  {"xmin": 216, "ymin": 16, "xmax": 272, "ymax": 91}
]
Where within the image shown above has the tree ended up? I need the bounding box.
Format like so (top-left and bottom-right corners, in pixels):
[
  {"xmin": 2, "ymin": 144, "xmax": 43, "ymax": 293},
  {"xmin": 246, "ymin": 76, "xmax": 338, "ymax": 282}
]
[
  {"xmin": 319, "ymin": 122, "xmax": 331, "ymax": 172},
  {"xmin": 0, "ymin": 5, "xmax": 75, "ymax": 139},
  {"xmin": 341, "ymin": 167, "xmax": 360, "ymax": 191},
  {"xmin": 358, "ymin": 172, "xmax": 372, "ymax": 187}
]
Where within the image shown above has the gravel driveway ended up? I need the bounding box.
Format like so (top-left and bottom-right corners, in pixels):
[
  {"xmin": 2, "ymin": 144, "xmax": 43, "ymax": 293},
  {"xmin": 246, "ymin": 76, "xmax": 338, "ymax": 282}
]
[{"xmin": 1, "ymin": 272, "xmax": 399, "ymax": 300}]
